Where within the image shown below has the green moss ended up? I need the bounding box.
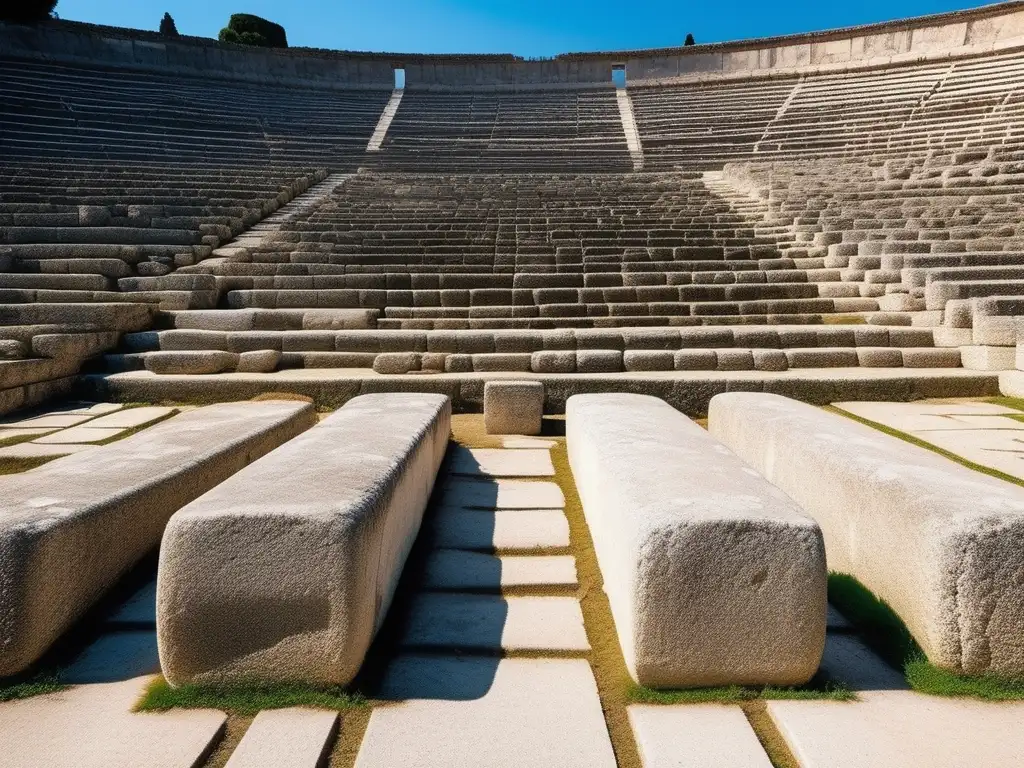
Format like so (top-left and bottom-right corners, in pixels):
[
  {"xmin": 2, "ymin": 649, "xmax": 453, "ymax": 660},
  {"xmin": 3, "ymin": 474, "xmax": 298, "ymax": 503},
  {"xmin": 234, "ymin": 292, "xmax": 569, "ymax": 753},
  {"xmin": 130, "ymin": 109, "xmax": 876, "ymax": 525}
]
[
  {"xmin": 829, "ymin": 573, "xmax": 1024, "ymax": 700},
  {"xmin": 986, "ymin": 396, "xmax": 1024, "ymax": 413},
  {"xmin": 0, "ymin": 675, "xmax": 67, "ymax": 703},
  {"xmin": 0, "ymin": 456, "xmax": 58, "ymax": 475},
  {"xmin": 135, "ymin": 676, "xmax": 368, "ymax": 716},
  {"xmin": 629, "ymin": 678, "xmax": 855, "ymax": 705},
  {"xmin": 905, "ymin": 658, "xmax": 1024, "ymax": 700},
  {"xmin": 0, "ymin": 433, "xmax": 38, "ymax": 449}
]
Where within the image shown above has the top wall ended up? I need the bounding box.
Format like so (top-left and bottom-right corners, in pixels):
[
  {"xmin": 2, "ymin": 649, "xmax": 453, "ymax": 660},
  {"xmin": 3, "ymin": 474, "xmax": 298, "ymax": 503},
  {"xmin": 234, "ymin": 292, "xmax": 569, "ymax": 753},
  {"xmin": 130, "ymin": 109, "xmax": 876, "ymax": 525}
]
[{"xmin": 2, "ymin": 1, "xmax": 1024, "ymax": 90}]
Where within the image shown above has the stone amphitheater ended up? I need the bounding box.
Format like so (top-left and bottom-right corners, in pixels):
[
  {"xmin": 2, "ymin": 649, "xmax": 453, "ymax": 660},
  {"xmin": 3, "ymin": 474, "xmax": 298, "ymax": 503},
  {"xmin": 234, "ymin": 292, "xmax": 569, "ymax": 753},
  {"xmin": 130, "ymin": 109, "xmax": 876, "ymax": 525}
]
[{"xmin": 6, "ymin": 3, "xmax": 1024, "ymax": 767}]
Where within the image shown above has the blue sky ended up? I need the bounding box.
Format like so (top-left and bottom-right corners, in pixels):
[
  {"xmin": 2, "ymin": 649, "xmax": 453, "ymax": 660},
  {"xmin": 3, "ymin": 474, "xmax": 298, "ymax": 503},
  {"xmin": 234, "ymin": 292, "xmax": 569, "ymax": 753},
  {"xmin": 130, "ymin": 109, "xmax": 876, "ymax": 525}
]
[{"xmin": 55, "ymin": 0, "xmax": 994, "ymax": 57}]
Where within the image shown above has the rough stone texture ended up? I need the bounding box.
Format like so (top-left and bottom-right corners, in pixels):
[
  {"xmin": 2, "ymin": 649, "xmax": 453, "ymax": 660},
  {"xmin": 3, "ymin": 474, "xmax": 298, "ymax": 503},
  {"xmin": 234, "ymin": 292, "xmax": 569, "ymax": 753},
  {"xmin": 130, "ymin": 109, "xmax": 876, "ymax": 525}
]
[
  {"xmin": 33, "ymin": 426, "xmax": 126, "ymax": 444},
  {"xmin": 354, "ymin": 656, "xmax": 616, "ymax": 768},
  {"xmin": 85, "ymin": 406, "xmax": 174, "ymax": 429},
  {"xmin": 145, "ymin": 351, "xmax": 239, "ymax": 375},
  {"xmin": 448, "ymin": 447, "xmax": 555, "ymax": 477},
  {"xmin": 236, "ymin": 350, "xmax": 282, "ymax": 374},
  {"xmin": 0, "ymin": 401, "xmax": 314, "ymax": 677},
  {"xmin": 400, "ymin": 594, "xmax": 589, "ymax": 651},
  {"xmin": 0, "ymin": 442, "xmax": 98, "ymax": 459},
  {"xmin": 768, "ymin": 691, "xmax": 1024, "ymax": 768},
  {"xmin": 484, "ymin": 380, "xmax": 544, "ymax": 435},
  {"xmin": 709, "ymin": 392, "xmax": 1024, "ymax": 676},
  {"xmin": 629, "ymin": 705, "xmax": 773, "ymax": 768},
  {"xmin": 857, "ymin": 348, "xmax": 903, "ymax": 367},
  {"xmin": 960, "ymin": 345, "xmax": 1015, "ymax": 371},
  {"xmin": 157, "ymin": 393, "xmax": 451, "ymax": 686},
  {"xmin": 0, "ymin": 676, "xmax": 226, "ymax": 768},
  {"xmin": 373, "ymin": 352, "xmax": 422, "ymax": 374},
  {"xmin": 567, "ymin": 393, "xmax": 826, "ymax": 688},
  {"xmin": 576, "ymin": 349, "xmax": 622, "ymax": 373},
  {"xmin": 422, "ymin": 550, "xmax": 577, "ymax": 589},
  {"xmin": 224, "ymin": 709, "xmax": 338, "ymax": 768}
]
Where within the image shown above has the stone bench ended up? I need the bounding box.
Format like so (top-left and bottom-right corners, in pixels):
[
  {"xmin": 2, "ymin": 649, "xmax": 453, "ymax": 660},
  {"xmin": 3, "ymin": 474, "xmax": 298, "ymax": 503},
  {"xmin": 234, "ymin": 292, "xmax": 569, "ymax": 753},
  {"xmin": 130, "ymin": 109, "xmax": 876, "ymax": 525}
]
[
  {"xmin": 0, "ymin": 401, "xmax": 315, "ymax": 677},
  {"xmin": 156, "ymin": 393, "xmax": 451, "ymax": 686},
  {"xmin": 709, "ymin": 392, "xmax": 1024, "ymax": 678},
  {"xmin": 566, "ymin": 393, "xmax": 826, "ymax": 688}
]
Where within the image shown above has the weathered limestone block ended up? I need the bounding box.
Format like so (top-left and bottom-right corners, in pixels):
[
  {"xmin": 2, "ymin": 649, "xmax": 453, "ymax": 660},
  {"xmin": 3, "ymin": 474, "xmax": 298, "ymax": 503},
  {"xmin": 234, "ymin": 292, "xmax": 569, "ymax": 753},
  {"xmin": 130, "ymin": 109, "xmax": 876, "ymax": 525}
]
[
  {"xmin": 0, "ymin": 401, "xmax": 316, "ymax": 677},
  {"xmin": 576, "ymin": 349, "xmax": 622, "ymax": 373},
  {"xmin": 960, "ymin": 345, "xmax": 1015, "ymax": 371},
  {"xmin": 857, "ymin": 348, "xmax": 903, "ymax": 368},
  {"xmin": 145, "ymin": 351, "xmax": 239, "ymax": 375},
  {"xmin": 485, "ymin": 381, "xmax": 544, "ymax": 436},
  {"xmin": 567, "ymin": 393, "xmax": 826, "ymax": 688},
  {"xmin": 752, "ymin": 349, "xmax": 788, "ymax": 372},
  {"xmin": 709, "ymin": 393, "xmax": 1024, "ymax": 677},
  {"xmin": 302, "ymin": 309, "xmax": 377, "ymax": 330},
  {"xmin": 157, "ymin": 394, "xmax": 451, "ymax": 686},
  {"xmin": 373, "ymin": 352, "xmax": 422, "ymax": 374},
  {"xmin": 532, "ymin": 351, "xmax": 576, "ymax": 374},
  {"xmin": 236, "ymin": 350, "xmax": 281, "ymax": 374},
  {"xmin": 674, "ymin": 350, "xmax": 718, "ymax": 371},
  {"xmin": 472, "ymin": 353, "xmax": 532, "ymax": 373}
]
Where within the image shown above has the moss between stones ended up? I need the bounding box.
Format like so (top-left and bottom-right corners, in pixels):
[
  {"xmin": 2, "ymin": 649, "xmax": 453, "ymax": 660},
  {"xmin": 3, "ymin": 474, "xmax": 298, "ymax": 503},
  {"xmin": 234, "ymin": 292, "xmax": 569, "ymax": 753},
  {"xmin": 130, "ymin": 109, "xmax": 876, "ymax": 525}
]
[
  {"xmin": 629, "ymin": 678, "xmax": 855, "ymax": 705},
  {"xmin": 135, "ymin": 676, "xmax": 368, "ymax": 716},
  {"xmin": 0, "ymin": 456, "xmax": 58, "ymax": 475},
  {"xmin": 828, "ymin": 572, "xmax": 1024, "ymax": 700}
]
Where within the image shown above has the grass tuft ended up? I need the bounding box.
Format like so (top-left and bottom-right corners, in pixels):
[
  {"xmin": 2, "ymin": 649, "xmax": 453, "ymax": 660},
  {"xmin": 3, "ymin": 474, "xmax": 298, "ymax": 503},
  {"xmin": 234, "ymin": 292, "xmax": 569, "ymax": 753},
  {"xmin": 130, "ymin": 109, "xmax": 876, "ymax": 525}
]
[
  {"xmin": 0, "ymin": 456, "xmax": 58, "ymax": 475},
  {"xmin": 135, "ymin": 676, "xmax": 368, "ymax": 716},
  {"xmin": 0, "ymin": 675, "xmax": 67, "ymax": 703},
  {"xmin": 905, "ymin": 658, "xmax": 1024, "ymax": 700}
]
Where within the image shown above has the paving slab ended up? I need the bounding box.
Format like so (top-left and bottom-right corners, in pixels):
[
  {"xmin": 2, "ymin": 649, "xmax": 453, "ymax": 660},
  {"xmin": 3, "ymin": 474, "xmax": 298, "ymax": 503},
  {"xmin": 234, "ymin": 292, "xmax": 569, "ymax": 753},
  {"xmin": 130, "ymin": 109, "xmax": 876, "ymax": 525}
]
[
  {"xmin": 440, "ymin": 479, "xmax": 565, "ymax": 509},
  {"xmin": 0, "ymin": 441, "xmax": 98, "ymax": 459},
  {"xmin": 400, "ymin": 593, "xmax": 589, "ymax": 652},
  {"xmin": 355, "ymin": 656, "xmax": 616, "ymax": 768},
  {"xmin": 431, "ymin": 509, "xmax": 571, "ymax": 550},
  {"xmin": 834, "ymin": 402, "xmax": 1016, "ymax": 418},
  {"xmin": 65, "ymin": 402, "xmax": 125, "ymax": 416},
  {"xmin": 502, "ymin": 437, "xmax": 558, "ymax": 449},
  {"xmin": 225, "ymin": 709, "xmax": 338, "ymax": 768},
  {"xmin": 1, "ymin": 413, "xmax": 98, "ymax": 428},
  {"xmin": 33, "ymin": 426, "xmax": 127, "ymax": 444},
  {"xmin": 768, "ymin": 690, "xmax": 1024, "ymax": 768},
  {"xmin": 61, "ymin": 630, "xmax": 160, "ymax": 684},
  {"xmin": 108, "ymin": 580, "xmax": 157, "ymax": 624},
  {"xmin": 0, "ymin": 427, "xmax": 59, "ymax": 439},
  {"xmin": 914, "ymin": 428, "xmax": 1024, "ymax": 478},
  {"xmin": 423, "ymin": 550, "xmax": 577, "ymax": 589},
  {"xmin": 0, "ymin": 676, "xmax": 226, "ymax": 768},
  {"xmin": 449, "ymin": 447, "xmax": 555, "ymax": 477},
  {"xmin": 816, "ymin": 634, "xmax": 908, "ymax": 692},
  {"xmin": 85, "ymin": 406, "xmax": 174, "ymax": 429},
  {"xmin": 628, "ymin": 704, "xmax": 773, "ymax": 768}
]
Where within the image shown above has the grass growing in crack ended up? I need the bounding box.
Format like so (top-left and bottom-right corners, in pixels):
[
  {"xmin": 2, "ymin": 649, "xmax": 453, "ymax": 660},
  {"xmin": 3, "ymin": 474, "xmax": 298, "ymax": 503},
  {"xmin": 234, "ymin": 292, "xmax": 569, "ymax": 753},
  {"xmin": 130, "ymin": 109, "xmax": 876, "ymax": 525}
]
[
  {"xmin": 828, "ymin": 573, "xmax": 1024, "ymax": 700},
  {"xmin": 629, "ymin": 679, "xmax": 855, "ymax": 705},
  {"xmin": 0, "ymin": 456, "xmax": 58, "ymax": 475},
  {"xmin": 986, "ymin": 396, "xmax": 1024, "ymax": 413},
  {"xmin": 0, "ymin": 675, "xmax": 67, "ymax": 703},
  {"xmin": 136, "ymin": 676, "xmax": 368, "ymax": 716}
]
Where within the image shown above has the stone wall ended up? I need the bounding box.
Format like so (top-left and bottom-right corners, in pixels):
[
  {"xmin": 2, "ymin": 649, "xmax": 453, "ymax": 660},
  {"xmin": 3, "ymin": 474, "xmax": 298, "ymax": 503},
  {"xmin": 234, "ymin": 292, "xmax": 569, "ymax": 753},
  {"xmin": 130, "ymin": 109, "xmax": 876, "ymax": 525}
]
[{"xmin": 3, "ymin": 2, "xmax": 1024, "ymax": 90}]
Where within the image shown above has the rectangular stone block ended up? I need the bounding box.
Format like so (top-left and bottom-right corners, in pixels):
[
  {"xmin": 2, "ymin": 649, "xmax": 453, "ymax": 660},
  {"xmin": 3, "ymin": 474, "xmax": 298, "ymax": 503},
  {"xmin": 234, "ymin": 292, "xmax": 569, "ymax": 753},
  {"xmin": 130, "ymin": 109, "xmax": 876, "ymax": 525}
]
[
  {"xmin": 0, "ymin": 401, "xmax": 316, "ymax": 676},
  {"xmin": 157, "ymin": 394, "xmax": 451, "ymax": 686},
  {"xmin": 709, "ymin": 392, "xmax": 1024, "ymax": 677},
  {"xmin": 567, "ymin": 393, "xmax": 826, "ymax": 688},
  {"xmin": 485, "ymin": 380, "xmax": 544, "ymax": 435}
]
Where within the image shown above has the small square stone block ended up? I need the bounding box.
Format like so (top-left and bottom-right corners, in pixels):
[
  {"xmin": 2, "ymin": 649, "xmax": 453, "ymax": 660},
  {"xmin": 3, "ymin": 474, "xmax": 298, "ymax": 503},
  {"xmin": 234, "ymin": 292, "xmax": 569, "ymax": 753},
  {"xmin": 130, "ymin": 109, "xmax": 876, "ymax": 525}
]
[{"xmin": 484, "ymin": 380, "xmax": 544, "ymax": 436}]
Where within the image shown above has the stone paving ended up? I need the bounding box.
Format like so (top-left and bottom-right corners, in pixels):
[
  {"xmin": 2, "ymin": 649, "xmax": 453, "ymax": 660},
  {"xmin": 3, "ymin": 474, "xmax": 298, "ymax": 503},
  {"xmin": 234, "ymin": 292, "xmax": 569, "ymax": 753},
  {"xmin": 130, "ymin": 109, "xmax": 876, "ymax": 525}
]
[
  {"xmin": 0, "ymin": 401, "xmax": 175, "ymax": 458},
  {"xmin": 833, "ymin": 399, "xmax": 1024, "ymax": 479},
  {"xmin": 5, "ymin": 408, "xmax": 1024, "ymax": 766}
]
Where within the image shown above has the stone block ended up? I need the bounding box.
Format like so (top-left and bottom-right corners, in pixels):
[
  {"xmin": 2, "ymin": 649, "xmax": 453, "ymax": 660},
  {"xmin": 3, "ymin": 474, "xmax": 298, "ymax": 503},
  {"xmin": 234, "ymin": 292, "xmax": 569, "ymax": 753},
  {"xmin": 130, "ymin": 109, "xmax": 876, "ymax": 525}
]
[
  {"xmin": 236, "ymin": 350, "xmax": 281, "ymax": 374},
  {"xmin": 472, "ymin": 353, "xmax": 532, "ymax": 373},
  {"xmin": 752, "ymin": 349, "xmax": 788, "ymax": 372},
  {"xmin": 716, "ymin": 349, "xmax": 754, "ymax": 371},
  {"xmin": 158, "ymin": 394, "xmax": 451, "ymax": 686},
  {"xmin": 902, "ymin": 348, "xmax": 961, "ymax": 369},
  {"xmin": 531, "ymin": 351, "xmax": 576, "ymax": 374},
  {"xmin": 485, "ymin": 381, "xmax": 544, "ymax": 436},
  {"xmin": 623, "ymin": 350, "xmax": 674, "ymax": 372},
  {"xmin": 576, "ymin": 349, "xmax": 623, "ymax": 373},
  {"xmin": 674, "ymin": 350, "xmax": 718, "ymax": 371},
  {"xmin": 145, "ymin": 351, "xmax": 239, "ymax": 375},
  {"xmin": 0, "ymin": 401, "xmax": 316, "ymax": 676},
  {"xmin": 709, "ymin": 392, "xmax": 1024, "ymax": 677},
  {"xmin": 567, "ymin": 394, "xmax": 826, "ymax": 687},
  {"xmin": 857, "ymin": 348, "xmax": 903, "ymax": 368},
  {"xmin": 960, "ymin": 345, "xmax": 1015, "ymax": 371},
  {"xmin": 302, "ymin": 309, "xmax": 377, "ymax": 331},
  {"xmin": 373, "ymin": 352, "xmax": 422, "ymax": 374}
]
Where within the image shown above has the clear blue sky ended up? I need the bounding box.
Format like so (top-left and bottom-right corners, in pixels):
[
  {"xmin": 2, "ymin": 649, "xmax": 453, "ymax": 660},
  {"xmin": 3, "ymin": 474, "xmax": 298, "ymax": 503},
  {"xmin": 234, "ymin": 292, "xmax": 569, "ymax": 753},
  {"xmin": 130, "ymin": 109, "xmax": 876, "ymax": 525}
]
[{"xmin": 55, "ymin": 0, "xmax": 996, "ymax": 57}]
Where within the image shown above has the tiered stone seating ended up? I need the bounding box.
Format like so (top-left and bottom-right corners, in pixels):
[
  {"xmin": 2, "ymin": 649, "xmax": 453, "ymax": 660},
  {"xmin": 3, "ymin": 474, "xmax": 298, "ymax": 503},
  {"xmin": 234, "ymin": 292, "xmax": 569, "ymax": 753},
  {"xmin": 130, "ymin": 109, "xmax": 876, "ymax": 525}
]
[{"xmin": 374, "ymin": 89, "xmax": 632, "ymax": 172}]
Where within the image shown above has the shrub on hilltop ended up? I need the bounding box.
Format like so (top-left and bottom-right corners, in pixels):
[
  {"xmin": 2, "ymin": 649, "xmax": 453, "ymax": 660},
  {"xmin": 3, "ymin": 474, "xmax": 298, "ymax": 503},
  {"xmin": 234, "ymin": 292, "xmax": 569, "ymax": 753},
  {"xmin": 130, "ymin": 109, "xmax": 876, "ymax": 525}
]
[
  {"xmin": 1, "ymin": 0, "xmax": 59, "ymax": 22},
  {"xmin": 218, "ymin": 13, "xmax": 287, "ymax": 48},
  {"xmin": 684, "ymin": 33, "xmax": 696, "ymax": 46}
]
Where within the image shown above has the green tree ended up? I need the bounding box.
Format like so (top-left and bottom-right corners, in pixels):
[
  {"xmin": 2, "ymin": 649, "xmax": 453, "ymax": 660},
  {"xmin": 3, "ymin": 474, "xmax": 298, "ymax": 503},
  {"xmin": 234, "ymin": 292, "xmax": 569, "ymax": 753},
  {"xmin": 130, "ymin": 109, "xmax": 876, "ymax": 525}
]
[
  {"xmin": 1, "ymin": 0, "xmax": 59, "ymax": 22},
  {"xmin": 159, "ymin": 12, "xmax": 179, "ymax": 37},
  {"xmin": 684, "ymin": 33, "xmax": 696, "ymax": 46},
  {"xmin": 218, "ymin": 13, "xmax": 287, "ymax": 48}
]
